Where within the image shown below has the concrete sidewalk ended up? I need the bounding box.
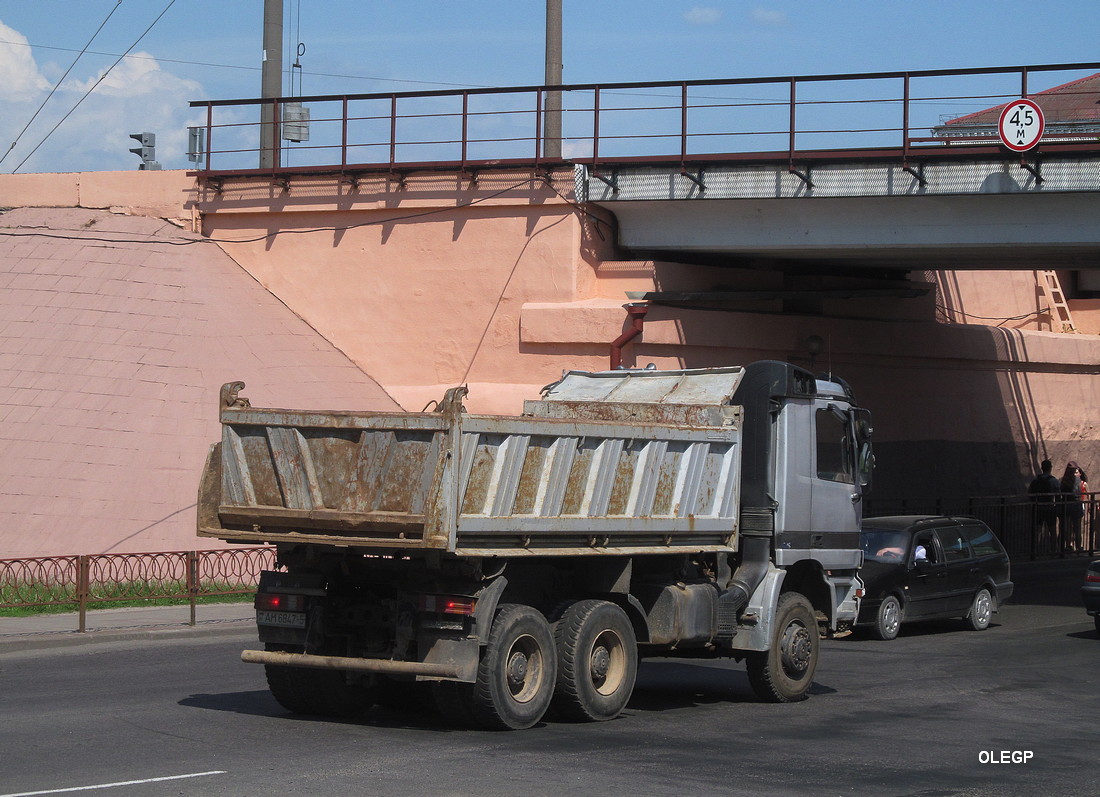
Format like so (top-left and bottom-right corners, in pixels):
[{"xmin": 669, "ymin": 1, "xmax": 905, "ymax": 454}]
[{"xmin": 0, "ymin": 602, "xmax": 256, "ymax": 653}]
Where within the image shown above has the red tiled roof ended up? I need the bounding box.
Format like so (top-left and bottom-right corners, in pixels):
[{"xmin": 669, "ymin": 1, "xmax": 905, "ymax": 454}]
[
  {"xmin": 0, "ymin": 208, "xmax": 401, "ymax": 557},
  {"xmin": 945, "ymin": 72, "xmax": 1100, "ymax": 126}
]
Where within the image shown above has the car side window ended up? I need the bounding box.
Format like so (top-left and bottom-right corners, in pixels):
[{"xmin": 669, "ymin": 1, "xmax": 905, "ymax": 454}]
[
  {"xmin": 936, "ymin": 528, "xmax": 972, "ymax": 563},
  {"xmin": 913, "ymin": 533, "xmax": 937, "ymax": 564},
  {"xmin": 961, "ymin": 524, "xmax": 1000, "ymax": 557}
]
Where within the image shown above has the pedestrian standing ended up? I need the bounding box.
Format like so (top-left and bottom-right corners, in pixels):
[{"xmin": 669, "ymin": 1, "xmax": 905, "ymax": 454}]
[
  {"xmin": 1029, "ymin": 459, "xmax": 1061, "ymax": 551},
  {"xmin": 1060, "ymin": 462, "xmax": 1088, "ymax": 552}
]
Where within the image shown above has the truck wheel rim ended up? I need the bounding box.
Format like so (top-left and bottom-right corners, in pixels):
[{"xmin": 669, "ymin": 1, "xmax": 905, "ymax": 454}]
[
  {"xmin": 506, "ymin": 634, "xmax": 544, "ymax": 703},
  {"xmin": 780, "ymin": 622, "xmax": 813, "ymax": 675},
  {"xmin": 591, "ymin": 629, "xmax": 626, "ymax": 695}
]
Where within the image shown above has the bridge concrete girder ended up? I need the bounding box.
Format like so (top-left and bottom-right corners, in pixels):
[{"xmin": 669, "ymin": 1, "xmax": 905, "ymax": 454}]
[
  {"xmin": 581, "ymin": 157, "xmax": 1100, "ymax": 270},
  {"xmin": 595, "ymin": 192, "xmax": 1100, "ymax": 270}
]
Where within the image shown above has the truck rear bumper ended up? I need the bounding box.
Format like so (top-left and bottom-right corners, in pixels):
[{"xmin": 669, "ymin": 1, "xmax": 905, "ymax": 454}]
[{"xmin": 241, "ymin": 649, "xmax": 461, "ymax": 679}]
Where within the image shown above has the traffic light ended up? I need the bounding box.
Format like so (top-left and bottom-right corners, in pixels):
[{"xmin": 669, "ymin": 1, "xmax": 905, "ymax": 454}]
[{"xmin": 128, "ymin": 132, "xmax": 162, "ymax": 170}]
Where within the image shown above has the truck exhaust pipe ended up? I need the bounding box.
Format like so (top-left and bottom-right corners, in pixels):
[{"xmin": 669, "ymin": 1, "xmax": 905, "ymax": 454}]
[{"xmin": 717, "ymin": 534, "xmax": 772, "ymax": 637}]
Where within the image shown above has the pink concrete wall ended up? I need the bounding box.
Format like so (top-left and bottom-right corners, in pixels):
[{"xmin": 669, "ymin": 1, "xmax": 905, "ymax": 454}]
[
  {"xmin": 0, "ymin": 170, "xmax": 197, "ymax": 223},
  {"xmin": 192, "ymin": 169, "xmax": 1100, "ymax": 500},
  {"xmin": 1, "ymin": 167, "xmax": 1097, "ymax": 548}
]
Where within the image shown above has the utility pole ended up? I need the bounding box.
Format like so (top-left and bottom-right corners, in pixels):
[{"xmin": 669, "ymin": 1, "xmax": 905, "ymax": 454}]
[
  {"xmin": 543, "ymin": 0, "xmax": 562, "ymax": 159},
  {"xmin": 260, "ymin": 0, "xmax": 283, "ymax": 169}
]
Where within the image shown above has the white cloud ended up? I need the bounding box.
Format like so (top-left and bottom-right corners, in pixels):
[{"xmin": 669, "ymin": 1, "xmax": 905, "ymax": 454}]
[
  {"xmin": 0, "ymin": 21, "xmax": 51, "ymax": 101},
  {"xmin": 751, "ymin": 8, "xmax": 790, "ymax": 26},
  {"xmin": 684, "ymin": 6, "xmax": 724, "ymax": 25},
  {"xmin": 0, "ymin": 26, "xmax": 205, "ymax": 173}
]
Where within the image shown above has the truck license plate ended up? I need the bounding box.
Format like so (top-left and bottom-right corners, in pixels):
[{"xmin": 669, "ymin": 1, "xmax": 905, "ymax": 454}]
[{"xmin": 257, "ymin": 610, "xmax": 306, "ymax": 628}]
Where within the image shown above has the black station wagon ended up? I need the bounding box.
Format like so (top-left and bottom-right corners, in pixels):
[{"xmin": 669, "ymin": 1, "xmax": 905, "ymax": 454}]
[{"xmin": 857, "ymin": 516, "xmax": 1014, "ymax": 640}]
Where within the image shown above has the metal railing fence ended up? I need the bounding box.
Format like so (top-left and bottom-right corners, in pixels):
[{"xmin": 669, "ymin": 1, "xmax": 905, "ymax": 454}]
[
  {"xmin": 866, "ymin": 493, "xmax": 1099, "ymax": 560},
  {"xmin": 0, "ymin": 547, "xmax": 275, "ymax": 632},
  {"xmin": 1, "ymin": 497, "xmax": 1091, "ymax": 634},
  {"xmin": 188, "ymin": 62, "xmax": 1100, "ymax": 178}
]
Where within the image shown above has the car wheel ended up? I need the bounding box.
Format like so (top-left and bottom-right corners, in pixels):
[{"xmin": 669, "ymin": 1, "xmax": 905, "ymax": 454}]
[
  {"xmin": 1094, "ymin": 615, "xmax": 1100, "ymax": 638},
  {"xmin": 964, "ymin": 587, "xmax": 994, "ymax": 631},
  {"xmin": 871, "ymin": 595, "xmax": 902, "ymax": 641}
]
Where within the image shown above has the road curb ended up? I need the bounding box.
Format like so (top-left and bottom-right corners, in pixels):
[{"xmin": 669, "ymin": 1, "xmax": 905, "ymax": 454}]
[{"xmin": 0, "ymin": 619, "xmax": 255, "ymax": 653}]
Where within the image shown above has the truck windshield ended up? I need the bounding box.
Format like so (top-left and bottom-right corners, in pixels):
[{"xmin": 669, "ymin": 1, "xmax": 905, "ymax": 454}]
[{"xmin": 861, "ymin": 529, "xmax": 910, "ymax": 563}]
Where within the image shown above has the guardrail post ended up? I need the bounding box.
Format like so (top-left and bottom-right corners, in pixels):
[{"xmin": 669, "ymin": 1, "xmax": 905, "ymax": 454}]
[
  {"xmin": 77, "ymin": 555, "xmax": 89, "ymax": 633},
  {"xmin": 187, "ymin": 551, "xmax": 198, "ymax": 626}
]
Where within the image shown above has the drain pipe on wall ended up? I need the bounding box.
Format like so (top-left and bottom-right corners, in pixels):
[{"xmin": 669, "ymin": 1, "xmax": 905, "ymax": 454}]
[{"xmin": 609, "ymin": 303, "xmax": 649, "ymax": 370}]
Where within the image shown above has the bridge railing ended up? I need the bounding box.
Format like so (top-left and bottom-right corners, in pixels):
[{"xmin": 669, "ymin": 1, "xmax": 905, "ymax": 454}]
[{"xmin": 189, "ymin": 62, "xmax": 1100, "ymax": 179}]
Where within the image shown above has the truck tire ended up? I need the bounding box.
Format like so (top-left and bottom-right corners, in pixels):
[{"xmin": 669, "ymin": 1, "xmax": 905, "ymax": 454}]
[
  {"xmin": 552, "ymin": 599, "xmax": 638, "ymax": 722},
  {"xmin": 745, "ymin": 592, "xmax": 818, "ymax": 703},
  {"xmin": 263, "ymin": 644, "xmax": 374, "ymax": 718},
  {"xmin": 467, "ymin": 603, "xmax": 557, "ymax": 730},
  {"xmin": 871, "ymin": 595, "xmax": 902, "ymax": 641}
]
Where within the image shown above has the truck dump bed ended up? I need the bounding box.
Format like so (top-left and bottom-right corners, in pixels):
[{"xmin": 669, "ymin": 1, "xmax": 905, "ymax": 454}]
[{"xmin": 198, "ymin": 369, "xmax": 744, "ymax": 556}]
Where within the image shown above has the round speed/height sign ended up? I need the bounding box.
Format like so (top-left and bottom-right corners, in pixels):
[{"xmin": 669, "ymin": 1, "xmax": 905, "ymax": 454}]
[{"xmin": 998, "ymin": 99, "xmax": 1045, "ymax": 152}]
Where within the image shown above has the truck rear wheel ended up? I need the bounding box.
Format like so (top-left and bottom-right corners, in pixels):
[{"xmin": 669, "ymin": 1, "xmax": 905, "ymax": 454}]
[
  {"xmin": 552, "ymin": 600, "xmax": 638, "ymax": 722},
  {"xmin": 263, "ymin": 644, "xmax": 374, "ymax": 718},
  {"xmin": 745, "ymin": 592, "xmax": 818, "ymax": 703},
  {"xmin": 468, "ymin": 603, "xmax": 557, "ymax": 730}
]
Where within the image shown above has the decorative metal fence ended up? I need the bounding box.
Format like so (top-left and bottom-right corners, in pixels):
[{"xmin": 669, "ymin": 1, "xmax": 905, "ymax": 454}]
[
  {"xmin": 866, "ymin": 493, "xmax": 1098, "ymax": 560},
  {"xmin": 0, "ymin": 547, "xmax": 275, "ymax": 632}
]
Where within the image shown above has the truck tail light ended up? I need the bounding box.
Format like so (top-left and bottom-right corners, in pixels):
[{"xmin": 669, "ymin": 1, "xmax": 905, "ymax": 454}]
[
  {"xmin": 255, "ymin": 592, "xmax": 306, "ymax": 612},
  {"xmin": 420, "ymin": 594, "xmax": 476, "ymax": 615}
]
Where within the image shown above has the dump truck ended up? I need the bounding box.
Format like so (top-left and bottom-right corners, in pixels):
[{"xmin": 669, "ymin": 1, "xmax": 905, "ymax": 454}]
[{"xmin": 198, "ymin": 360, "xmax": 874, "ymax": 730}]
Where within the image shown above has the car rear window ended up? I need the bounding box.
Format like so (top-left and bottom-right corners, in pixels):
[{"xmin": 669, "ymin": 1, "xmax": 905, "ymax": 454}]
[{"xmin": 961, "ymin": 524, "xmax": 1001, "ymax": 557}]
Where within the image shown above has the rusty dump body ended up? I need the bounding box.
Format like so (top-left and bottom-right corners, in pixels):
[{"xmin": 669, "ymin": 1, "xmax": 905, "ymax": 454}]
[{"xmin": 198, "ymin": 369, "xmax": 745, "ymax": 557}]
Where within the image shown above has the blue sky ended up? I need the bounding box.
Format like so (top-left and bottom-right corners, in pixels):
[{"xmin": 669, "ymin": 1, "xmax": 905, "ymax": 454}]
[{"xmin": 0, "ymin": 1, "xmax": 1097, "ymax": 172}]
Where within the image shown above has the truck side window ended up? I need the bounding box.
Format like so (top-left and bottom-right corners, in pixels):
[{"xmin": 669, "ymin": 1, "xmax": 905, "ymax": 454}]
[{"xmin": 815, "ymin": 408, "xmax": 853, "ymax": 484}]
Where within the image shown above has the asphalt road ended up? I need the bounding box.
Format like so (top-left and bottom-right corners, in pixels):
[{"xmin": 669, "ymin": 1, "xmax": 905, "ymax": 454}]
[{"xmin": 1, "ymin": 559, "xmax": 1096, "ymax": 797}]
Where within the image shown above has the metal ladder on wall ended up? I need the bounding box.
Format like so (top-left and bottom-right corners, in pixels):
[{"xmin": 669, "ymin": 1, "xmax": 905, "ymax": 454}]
[{"xmin": 1037, "ymin": 271, "xmax": 1076, "ymax": 332}]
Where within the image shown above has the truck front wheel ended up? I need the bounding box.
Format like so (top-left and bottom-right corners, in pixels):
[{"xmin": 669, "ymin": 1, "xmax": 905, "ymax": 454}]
[
  {"xmin": 552, "ymin": 599, "xmax": 638, "ymax": 722},
  {"xmin": 468, "ymin": 603, "xmax": 557, "ymax": 730},
  {"xmin": 745, "ymin": 592, "xmax": 819, "ymax": 703}
]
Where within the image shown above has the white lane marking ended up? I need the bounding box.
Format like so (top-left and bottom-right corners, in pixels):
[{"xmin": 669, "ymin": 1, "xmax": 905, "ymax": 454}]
[{"xmin": 0, "ymin": 771, "xmax": 227, "ymax": 797}]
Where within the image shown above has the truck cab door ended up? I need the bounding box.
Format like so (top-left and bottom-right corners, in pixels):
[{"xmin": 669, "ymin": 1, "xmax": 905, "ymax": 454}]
[{"xmin": 806, "ymin": 401, "xmax": 861, "ymax": 567}]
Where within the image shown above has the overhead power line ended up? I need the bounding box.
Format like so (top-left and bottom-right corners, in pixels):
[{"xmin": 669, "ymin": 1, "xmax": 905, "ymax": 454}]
[
  {"xmin": 0, "ymin": 1, "xmax": 123, "ymax": 168},
  {"xmin": 11, "ymin": 0, "xmax": 180, "ymax": 174},
  {"xmin": 0, "ymin": 38, "xmax": 488, "ymax": 91}
]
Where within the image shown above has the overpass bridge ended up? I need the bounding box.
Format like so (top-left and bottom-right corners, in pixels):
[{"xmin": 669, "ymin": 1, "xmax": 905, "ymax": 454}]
[{"xmin": 191, "ymin": 62, "xmax": 1100, "ymax": 273}]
